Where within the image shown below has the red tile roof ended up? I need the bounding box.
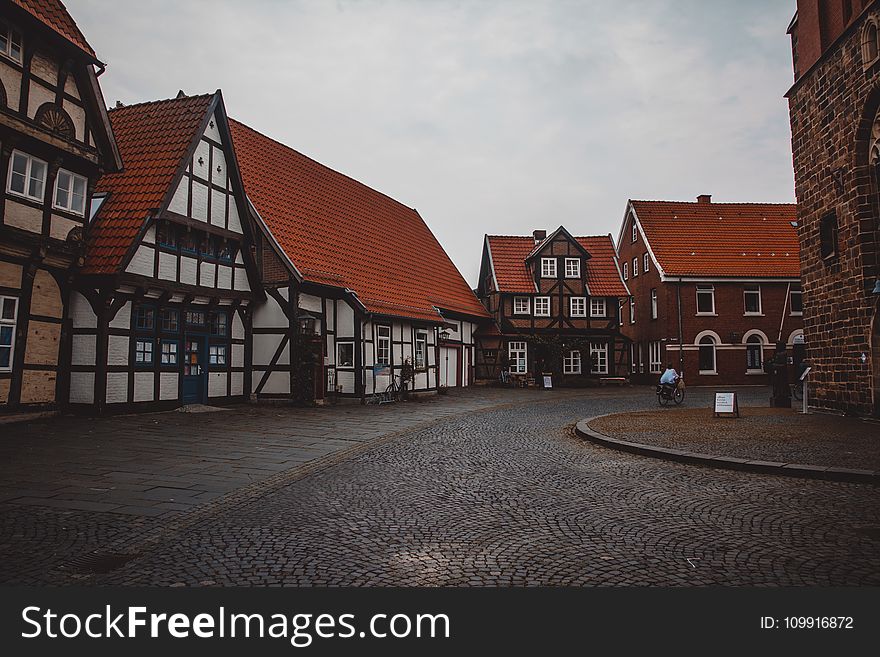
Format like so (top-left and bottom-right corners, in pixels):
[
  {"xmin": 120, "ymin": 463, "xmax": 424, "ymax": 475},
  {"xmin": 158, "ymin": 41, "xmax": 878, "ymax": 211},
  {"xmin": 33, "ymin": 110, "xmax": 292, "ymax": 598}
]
[
  {"xmin": 229, "ymin": 119, "xmax": 488, "ymax": 322},
  {"xmin": 12, "ymin": 0, "xmax": 95, "ymax": 58},
  {"xmin": 629, "ymin": 200, "xmax": 800, "ymax": 278},
  {"xmin": 486, "ymin": 234, "xmax": 629, "ymax": 297},
  {"xmin": 83, "ymin": 94, "xmax": 214, "ymax": 274}
]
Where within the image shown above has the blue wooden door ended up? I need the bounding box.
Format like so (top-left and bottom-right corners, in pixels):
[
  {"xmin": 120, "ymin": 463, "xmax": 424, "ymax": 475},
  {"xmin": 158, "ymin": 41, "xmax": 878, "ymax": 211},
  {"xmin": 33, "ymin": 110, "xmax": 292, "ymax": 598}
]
[{"xmin": 183, "ymin": 336, "xmax": 206, "ymax": 404}]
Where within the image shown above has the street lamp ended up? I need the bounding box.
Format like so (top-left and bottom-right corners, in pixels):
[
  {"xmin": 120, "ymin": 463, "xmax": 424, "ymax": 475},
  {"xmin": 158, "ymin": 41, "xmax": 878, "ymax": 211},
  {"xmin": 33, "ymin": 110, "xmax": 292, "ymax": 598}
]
[{"xmin": 298, "ymin": 311, "xmax": 316, "ymax": 335}]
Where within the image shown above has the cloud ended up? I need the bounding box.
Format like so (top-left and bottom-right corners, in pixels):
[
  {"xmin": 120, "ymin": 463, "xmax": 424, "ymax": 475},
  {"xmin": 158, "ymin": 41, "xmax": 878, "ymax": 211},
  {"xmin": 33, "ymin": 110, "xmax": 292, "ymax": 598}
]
[{"xmin": 71, "ymin": 0, "xmax": 797, "ymax": 285}]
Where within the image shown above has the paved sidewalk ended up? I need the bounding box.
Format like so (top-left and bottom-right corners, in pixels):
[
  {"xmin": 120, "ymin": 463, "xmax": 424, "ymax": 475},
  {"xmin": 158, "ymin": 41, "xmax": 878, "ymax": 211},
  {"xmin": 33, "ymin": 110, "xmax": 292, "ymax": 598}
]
[
  {"xmin": 0, "ymin": 387, "xmax": 584, "ymax": 518},
  {"xmin": 587, "ymin": 407, "xmax": 880, "ymax": 476}
]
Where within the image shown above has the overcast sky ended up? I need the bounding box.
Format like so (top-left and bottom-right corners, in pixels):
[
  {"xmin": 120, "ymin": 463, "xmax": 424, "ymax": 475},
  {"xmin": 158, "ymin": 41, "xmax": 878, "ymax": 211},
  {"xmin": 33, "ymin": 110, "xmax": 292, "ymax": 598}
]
[{"xmin": 71, "ymin": 0, "xmax": 797, "ymax": 286}]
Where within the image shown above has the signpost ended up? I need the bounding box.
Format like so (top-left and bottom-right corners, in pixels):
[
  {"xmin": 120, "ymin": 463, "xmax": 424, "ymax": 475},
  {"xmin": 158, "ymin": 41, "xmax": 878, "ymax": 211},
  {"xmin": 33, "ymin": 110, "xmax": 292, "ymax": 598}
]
[
  {"xmin": 542, "ymin": 374, "xmax": 553, "ymax": 389},
  {"xmin": 800, "ymin": 366, "xmax": 811, "ymax": 414},
  {"xmin": 714, "ymin": 391, "xmax": 739, "ymax": 418}
]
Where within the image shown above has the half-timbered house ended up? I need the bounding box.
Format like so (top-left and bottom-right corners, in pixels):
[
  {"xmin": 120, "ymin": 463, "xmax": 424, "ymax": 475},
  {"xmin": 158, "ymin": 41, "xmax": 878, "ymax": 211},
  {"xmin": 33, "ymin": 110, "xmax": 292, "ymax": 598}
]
[
  {"xmin": 68, "ymin": 91, "xmax": 261, "ymax": 413},
  {"xmin": 229, "ymin": 119, "xmax": 490, "ymax": 402},
  {"xmin": 0, "ymin": 0, "xmax": 120, "ymax": 412},
  {"xmin": 475, "ymin": 227, "xmax": 631, "ymax": 384}
]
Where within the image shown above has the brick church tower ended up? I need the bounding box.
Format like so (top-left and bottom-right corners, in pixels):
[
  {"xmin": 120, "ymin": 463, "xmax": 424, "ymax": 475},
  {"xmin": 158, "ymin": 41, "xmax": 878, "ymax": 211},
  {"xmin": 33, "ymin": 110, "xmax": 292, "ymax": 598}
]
[{"xmin": 787, "ymin": 0, "xmax": 880, "ymax": 415}]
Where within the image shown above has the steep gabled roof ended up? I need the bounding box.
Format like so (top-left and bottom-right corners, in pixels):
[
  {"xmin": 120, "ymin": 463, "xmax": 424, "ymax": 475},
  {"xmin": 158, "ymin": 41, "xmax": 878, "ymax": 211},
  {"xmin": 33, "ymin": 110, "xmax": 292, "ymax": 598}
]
[
  {"xmin": 229, "ymin": 119, "xmax": 489, "ymax": 322},
  {"xmin": 10, "ymin": 0, "xmax": 96, "ymax": 59},
  {"xmin": 628, "ymin": 200, "xmax": 800, "ymax": 279},
  {"xmin": 485, "ymin": 234, "xmax": 629, "ymax": 297},
  {"xmin": 83, "ymin": 93, "xmax": 215, "ymax": 274}
]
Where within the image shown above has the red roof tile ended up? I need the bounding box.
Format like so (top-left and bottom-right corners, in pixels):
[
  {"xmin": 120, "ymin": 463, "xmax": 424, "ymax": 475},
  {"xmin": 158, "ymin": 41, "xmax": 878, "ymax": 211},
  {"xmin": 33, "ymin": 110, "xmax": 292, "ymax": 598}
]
[
  {"xmin": 83, "ymin": 94, "xmax": 214, "ymax": 274},
  {"xmin": 630, "ymin": 200, "xmax": 800, "ymax": 278},
  {"xmin": 229, "ymin": 119, "xmax": 488, "ymax": 322},
  {"xmin": 12, "ymin": 0, "xmax": 95, "ymax": 58},
  {"xmin": 486, "ymin": 234, "xmax": 629, "ymax": 297}
]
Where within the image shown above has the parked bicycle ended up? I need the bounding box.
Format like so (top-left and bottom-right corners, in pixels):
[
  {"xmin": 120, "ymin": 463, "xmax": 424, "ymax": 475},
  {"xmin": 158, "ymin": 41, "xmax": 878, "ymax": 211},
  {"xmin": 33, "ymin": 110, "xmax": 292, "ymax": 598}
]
[{"xmin": 370, "ymin": 374, "xmax": 403, "ymax": 405}]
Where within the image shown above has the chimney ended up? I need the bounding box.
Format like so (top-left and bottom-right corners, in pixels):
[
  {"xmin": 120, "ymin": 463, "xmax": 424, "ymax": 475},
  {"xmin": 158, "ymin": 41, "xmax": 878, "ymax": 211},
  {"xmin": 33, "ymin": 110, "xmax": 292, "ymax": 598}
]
[
  {"xmin": 697, "ymin": 194, "xmax": 712, "ymax": 204},
  {"xmin": 533, "ymin": 229, "xmax": 547, "ymax": 244}
]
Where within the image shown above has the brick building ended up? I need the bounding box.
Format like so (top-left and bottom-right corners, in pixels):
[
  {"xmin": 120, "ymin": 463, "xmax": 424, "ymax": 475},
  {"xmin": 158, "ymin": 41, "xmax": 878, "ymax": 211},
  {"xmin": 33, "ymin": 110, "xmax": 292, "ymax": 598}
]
[
  {"xmin": 615, "ymin": 197, "xmax": 803, "ymax": 386},
  {"xmin": 787, "ymin": 0, "xmax": 880, "ymax": 415},
  {"xmin": 474, "ymin": 227, "xmax": 630, "ymax": 384}
]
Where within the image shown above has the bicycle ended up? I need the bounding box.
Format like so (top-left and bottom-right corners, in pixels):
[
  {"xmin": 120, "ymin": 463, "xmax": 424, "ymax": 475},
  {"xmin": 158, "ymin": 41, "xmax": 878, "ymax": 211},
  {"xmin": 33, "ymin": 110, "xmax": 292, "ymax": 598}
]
[{"xmin": 370, "ymin": 374, "xmax": 402, "ymax": 404}]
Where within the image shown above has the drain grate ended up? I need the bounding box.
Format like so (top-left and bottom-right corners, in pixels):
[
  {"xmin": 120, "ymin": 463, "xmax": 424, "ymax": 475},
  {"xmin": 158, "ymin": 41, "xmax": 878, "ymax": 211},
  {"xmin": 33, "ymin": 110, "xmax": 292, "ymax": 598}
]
[{"xmin": 60, "ymin": 551, "xmax": 140, "ymax": 574}]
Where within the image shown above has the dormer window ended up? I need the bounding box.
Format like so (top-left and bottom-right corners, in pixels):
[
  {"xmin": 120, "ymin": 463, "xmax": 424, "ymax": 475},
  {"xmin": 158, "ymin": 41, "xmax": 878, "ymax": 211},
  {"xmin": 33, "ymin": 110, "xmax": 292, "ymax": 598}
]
[
  {"xmin": 0, "ymin": 22, "xmax": 22, "ymax": 63},
  {"xmin": 564, "ymin": 258, "xmax": 580, "ymax": 278},
  {"xmin": 631, "ymin": 220, "xmax": 638, "ymax": 243},
  {"xmin": 513, "ymin": 296, "xmax": 530, "ymax": 315},
  {"xmin": 540, "ymin": 258, "xmax": 556, "ymax": 278}
]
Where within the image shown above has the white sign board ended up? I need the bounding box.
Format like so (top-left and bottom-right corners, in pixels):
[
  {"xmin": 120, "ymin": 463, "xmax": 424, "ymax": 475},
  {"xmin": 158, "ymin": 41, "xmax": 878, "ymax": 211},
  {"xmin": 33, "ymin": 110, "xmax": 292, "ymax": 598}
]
[
  {"xmin": 714, "ymin": 392, "xmax": 739, "ymax": 417},
  {"xmin": 799, "ymin": 366, "xmax": 811, "ymax": 382},
  {"xmin": 543, "ymin": 375, "xmax": 553, "ymax": 389}
]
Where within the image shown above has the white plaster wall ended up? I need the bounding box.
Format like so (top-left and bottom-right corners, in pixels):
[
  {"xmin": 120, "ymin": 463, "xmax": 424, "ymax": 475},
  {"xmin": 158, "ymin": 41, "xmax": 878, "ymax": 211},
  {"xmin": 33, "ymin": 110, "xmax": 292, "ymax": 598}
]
[
  {"xmin": 211, "ymin": 188, "xmax": 226, "ymax": 227},
  {"xmin": 180, "ymin": 256, "xmax": 197, "ymax": 286},
  {"xmin": 64, "ymin": 99, "xmax": 86, "ymax": 142},
  {"xmin": 107, "ymin": 335, "xmax": 129, "ymax": 365},
  {"xmin": 70, "ymin": 292, "xmax": 96, "ymax": 328},
  {"xmin": 49, "ymin": 215, "xmax": 79, "ymax": 241},
  {"xmin": 204, "ymin": 112, "xmax": 222, "ymax": 142},
  {"xmin": 134, "ymin": 372, "xmax": 154, "ymax": 402},
  {"xmin": 227, "ymin": 199, "xmax": 242, "ymax": 233},
  {"xmin": 190, "ymin": 181, "xmax": 209, "ymax": 222},
  {"xmin": 0, "ymin": 63, "xmax": 22, "ymax": 110},
  {"xmin": 69, "ymin": 372, "xmax": 94, "ymax": 404},
  {"xmin": 26, "ymin": 81, "xmax": 53, "ymax": 120},
  {"xmin": 230, "ymin": 371, "xmax": 243, "ymax": 396},
  {"xmin": 192, "ymin": 140, "xmax": 210, "ymax": 181},
  {"xmin": 253, "ymin": 335, "xmax": 289, "ymax": 366},
  {"xmin": 64, "ymin": 74, "xmax": 80, "ymax": 99},
  {"xmin": 160, "ymin": 372, "xmax": 178, "ymax": 400},
  {"xmin": 232, "ymin": 344, "xmax": 244, "ymax": 368},
  {"xmin": 168, "ymin": 178, "xmax": 188, "ymax": 215},
  {"xmin": 336, "ymin": 301, "xmax": 354, "ymax": 337},
  {"xmin": 208, "ymin": 372, "xmax": 226, "ymax": 397},
  {"xmin": 199, "ymin": 262, "xmax": 216, "ymax": 288},
  {"xmin": 142, "ymin": 225, "xmax": 156, "ymax": 244},
  {"xmin": 217, "ymin": 265, "xmax": 232, "ymax": 289},
  {"xmin": 233, "ymin": 266, "xmax": 250, "ymax": 291},
  {"xmin": 71, "ymin": 334, "xmax": 95, "ymax": 366},
  {"xmin": 253, "ymin": 293, "xmax": 287, "ymax": 328},
  {"xmin": 158, "ymin": 252, "xmax": 177, "ymax": 281},
  {"xmin": 256, "ymin": 371, "xmax": 288, "ymax": 395},
  {"xmin": 232, "ymin": 312, "xmax": 244, "ymax": 339},
  {"xmin": 336, "ymin": 370, "xmax": 355, "ymax": 394},
  {"xmin": 299, "ymin": 294, "xmax": 322, "ymax": 313},
  {"xmin": 125, "ymin": 244, "xmax": 154, "ymax": 276},
  {"xmin": 109, "ymin": 301, "xmax": 131, "ymax": 330},
  {"xmin": 211, "ymin": 145, "xmax": 227, "ymax": 187},
  {"xmin": 106, "ymin": 372, "xmax": 128, "ymax": 404},
  {"xmin": 5, "ymin": 201, "xmax": 42, "ymax": 233}
]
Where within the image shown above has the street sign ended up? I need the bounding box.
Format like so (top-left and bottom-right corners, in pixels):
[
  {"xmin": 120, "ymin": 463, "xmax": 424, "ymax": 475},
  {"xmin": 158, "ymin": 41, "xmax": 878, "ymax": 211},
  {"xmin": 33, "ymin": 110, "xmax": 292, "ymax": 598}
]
[
  {"xmin": 799, "ymin": 366, "xmax": 811, "ymax": 382},
  {"xmin": 543, "ymin": 375, "xmax": 553, "ymax": 389},
  {"xmin": 714, "ymin": 391, "xmax": 739, "ymax": 418}
]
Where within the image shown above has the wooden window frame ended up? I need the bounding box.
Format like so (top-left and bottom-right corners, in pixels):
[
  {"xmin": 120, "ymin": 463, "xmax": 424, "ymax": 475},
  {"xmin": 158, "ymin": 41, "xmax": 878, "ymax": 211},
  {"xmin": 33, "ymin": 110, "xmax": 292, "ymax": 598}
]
[
  {"xmin": 336, "ymin": 341, "xmax": 355, "ymax": 369},
  {"xmin": 540, "ymin": 258, "xmax": 557, "ymax": 278},
  {"xmin": 52, "ymin": 168, "xmax": 88, "ymax": 216},
  {"xmin": 589, "ymin": 297, "xmax": 606, "ymax": 318},
  {"xmin": 743, "ymin": 285, "xmax": 763, "ymax": 316},
  {"xmin": 508, "ymin": 341, "xmax": 528, "ymax": 374},
  {"xmin": 513, "ymin": 296, "xmax": 530, "ymax": 315},
  {"xmin": 534, "ymin": 296, "xmax": 551, "ymax": 317},
  {"xmin": 0, "ymin": 295, "xmax": 18, "ymax": 372},
  {"xmin": 590, "ymin": 342, "xmax": 608, "ymax": 374},
  {"xmin": 696, "ymin": 285, "xmax": 716, "ymax": 316},
  {"xmin": 563, "ymin": 350, "xmax": 581, "ymax": 375},
  {"xmin": 376, "ymin": 325, "xmax": 391, "ymax": 365},
  {"xmin": 7, "ymin": 150, "xmax": 47, "ymax": 202},
  {"xmin": 564, "ymin": 258, "xmax": 580, "ymax": 278},
  {"xmin": 570, "ymin": 297, "xmax": 586, "ymax": 317}
]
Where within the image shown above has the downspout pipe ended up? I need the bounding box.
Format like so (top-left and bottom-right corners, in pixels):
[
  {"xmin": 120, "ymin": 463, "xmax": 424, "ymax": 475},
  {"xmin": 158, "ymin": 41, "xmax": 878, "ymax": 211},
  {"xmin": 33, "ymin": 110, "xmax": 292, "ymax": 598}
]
[{"xmin": 677, "ymin": 279, "xmax": 684, "ymax": 373}]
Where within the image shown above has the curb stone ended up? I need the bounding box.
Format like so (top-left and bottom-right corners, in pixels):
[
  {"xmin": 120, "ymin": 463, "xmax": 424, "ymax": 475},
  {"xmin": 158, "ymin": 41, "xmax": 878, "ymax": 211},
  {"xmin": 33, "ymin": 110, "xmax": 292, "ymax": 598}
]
[{"xmin": 575, "ymin": 416, "xmax": 879, "ymax": 485}]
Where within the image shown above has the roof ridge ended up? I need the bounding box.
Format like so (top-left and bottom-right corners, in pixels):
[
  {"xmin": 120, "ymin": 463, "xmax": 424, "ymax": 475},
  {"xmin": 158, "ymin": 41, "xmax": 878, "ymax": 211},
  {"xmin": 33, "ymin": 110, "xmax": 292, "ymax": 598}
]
[
  {"xmin": 631, "ymin": 199, "xmax": 796, "ymax": 207},
  {"xmin": 487, "ymin": 234, "xmax": 613, "ymax": 240},
  {"xmin": 229, "ymin": 117, "xmax": 418, "ymax": 216},
  {"xmin": 108, "ymin": 92, "xmax": 215, "ymax": 114}
]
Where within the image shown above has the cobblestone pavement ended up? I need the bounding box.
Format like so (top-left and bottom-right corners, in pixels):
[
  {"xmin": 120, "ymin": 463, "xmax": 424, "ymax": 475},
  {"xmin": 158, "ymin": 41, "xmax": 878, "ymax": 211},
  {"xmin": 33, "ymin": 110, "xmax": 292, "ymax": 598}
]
[{"xmin": 3, "ymin": 386, "xmax": 878, "ymax": 586}]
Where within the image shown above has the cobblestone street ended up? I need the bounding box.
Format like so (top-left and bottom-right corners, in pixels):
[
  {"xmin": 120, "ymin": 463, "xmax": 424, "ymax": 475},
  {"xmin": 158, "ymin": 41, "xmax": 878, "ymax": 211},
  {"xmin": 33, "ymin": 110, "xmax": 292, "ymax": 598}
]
[{"xmin": 2, "ymin": 387, "xmax": 879, "ymax": 586}]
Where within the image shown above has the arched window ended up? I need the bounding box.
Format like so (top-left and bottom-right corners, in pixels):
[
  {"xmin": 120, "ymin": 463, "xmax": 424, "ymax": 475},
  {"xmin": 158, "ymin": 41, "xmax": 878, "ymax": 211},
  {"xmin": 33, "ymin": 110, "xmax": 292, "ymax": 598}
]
[
  {"xmin": 34, "ymin": 103, "xmax": 75, "ymax": 139},
  {"xmin": 863, "ymin": 20, "xmax": 879, "ymax": 68},
  {"xmin": 746, "ymin": 334, "xmax": 764, "ymax": 372},
  {"xmin": 698, "ymin": 335, "xmax": 716, "ymax": 374}
]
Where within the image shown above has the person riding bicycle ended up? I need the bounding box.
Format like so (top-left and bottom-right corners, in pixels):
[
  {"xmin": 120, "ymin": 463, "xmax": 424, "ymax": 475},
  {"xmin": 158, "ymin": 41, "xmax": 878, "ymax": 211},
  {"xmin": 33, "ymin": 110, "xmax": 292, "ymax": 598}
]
[{"xmin": 658, "ymin": 363, "xmax": 679, "ymax": 396}]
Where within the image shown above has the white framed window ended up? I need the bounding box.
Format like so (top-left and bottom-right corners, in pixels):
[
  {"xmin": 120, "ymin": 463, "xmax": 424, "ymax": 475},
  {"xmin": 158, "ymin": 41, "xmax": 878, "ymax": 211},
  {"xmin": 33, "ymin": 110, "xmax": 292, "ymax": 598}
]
[
  {"xmin": 570, "ymin": 297, "xmax": 586, "ymax": 317},
  {"xmin": 651, "ymin": 288, "xmax": 658, "ymax": 319},
  {"xmin": 415, "ymin": 331, "xmax": 427, "ymax": 369},
  {"xmin": 790, "ymin": 287, "xmax": 803, "ymax": 315},
  {"xmin": 743, "ymin": 285, "xmax": 762, "ymax": 315},
  {"xmin": 53, "ymin": 169, "xmax": 88, "ymax": 216},
  {"xmin": 590, "ymin": 342, "xmax": 608, "ymax": 374},
  {"xmin": 629, "ymin": 297, "xmax": 635, "ymax": 324},
  {"xmin": 649, "ymin": 340, "xmax": 662, "ymax": 373},
  {"xmin": 7, "ymin": 150, "xmax": 47, "ymax": 202},
  {"xmin": 746, "ymin": 335, "xmax": 764, "ymax": 372},
  {"xmin": 209, "ymin": 344, "xmax": 226, "ymax": 366},
  {"xmin": 643, "ymin": 253, "xmax": 649, "ymax": 273},
  {"xmin": 698, "ymin": 335, "xmax": 717, "ymax": 374},
  {"xmin": 696, "ymin": 285, "xmax": 715, "ymax": 315},
  {"xmin": 376, "ymin": 325, "xmax": 391, "ymax": 364},
  {"xmin": 564, "ymin": 258, "xmax": 580, "ymax": 278},
  {"xmin": 631, "ymin": 221, "xmax": 638, "ymax": 243},
  {"xmin": 337, "ymin": 341, "xmax": 355, "ymax": 368},
  {"xmin": 541, "ymin": 257, "xmax": 557, "ymax": 278},
  {"xmin": 508, "ymin": 341, "xmax": 527, "ymax": 374},
  {"xmin": 0, "ymin": 22, "xmax": 23, "ymax": 63},
  {"xmin": 513, "ymin": 296, "xmax": 530, "ymax": 315},
  {"xmin": 623, "ymin": 262, "xmax": 628, "ymax": 280},
  {"xmin": 134, "ymin": 338, "xmax": 153, "ymax": 365},
  {"xmin": 160, "ymin": 340, "xmax": 178, "ymax": 365},
  {"xmin": 563, "ymin": 350, "xmax": 581, "ymax": 374},
  {"xmin": 629, "ymin": 343, "xmax": 637, "ymax": 374},
  {"xmin": 632, "ymin": 257, "xmax": 638, "ymax": 277},
  {"xmin": 534, "ymin": 296, "xmax": 550, "ymax": 317},
  {"xmin": 0, "ymin": 296, "xmax": 18, "ymax": 371},
  {"xmin": 590, "ymin": 297, "xmax": 606, "ymax": 317}
]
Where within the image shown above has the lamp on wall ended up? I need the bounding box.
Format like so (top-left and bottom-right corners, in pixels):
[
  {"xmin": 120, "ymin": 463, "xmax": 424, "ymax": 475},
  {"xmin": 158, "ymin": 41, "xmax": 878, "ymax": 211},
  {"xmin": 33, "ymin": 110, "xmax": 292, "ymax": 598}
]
[
  {"xmin": 439, "ymin": 328, "xmax": 451, "ymax": 342},
  {"xmin": 298, "ymin": 311, "xmax": 316, "ymax": 335}
]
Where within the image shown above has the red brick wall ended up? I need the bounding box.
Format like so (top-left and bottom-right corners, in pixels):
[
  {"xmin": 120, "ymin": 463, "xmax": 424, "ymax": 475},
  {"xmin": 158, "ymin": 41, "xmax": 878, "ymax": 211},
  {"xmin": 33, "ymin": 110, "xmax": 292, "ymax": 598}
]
[
  {"xmin": 792, "ymin": 0, "xmax": 873, "ymax": 80},
  {"xmin": 261, "ymin": 240, "xmax": 289, "ymax": 284},
  {"xmin": 788, "ymin": 2, "xmax": 880, "ymax": 415}
]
